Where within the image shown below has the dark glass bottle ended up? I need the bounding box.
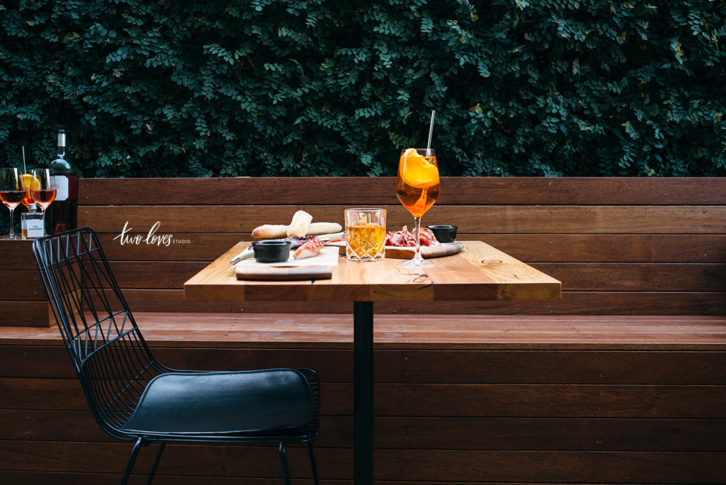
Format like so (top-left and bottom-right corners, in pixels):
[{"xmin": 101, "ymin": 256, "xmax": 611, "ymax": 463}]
[{"xmin": 48, "ymin": 129, "xmax": 78, "ymax": 234}]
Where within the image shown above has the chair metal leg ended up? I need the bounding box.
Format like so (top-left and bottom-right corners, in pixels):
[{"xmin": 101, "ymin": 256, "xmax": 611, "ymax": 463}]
[
  {"xmin": 308, "ymin": 442, "xmax": 320, "ymax": 485},
  {"xmin": 278, "ymin": 441, "xmax": 291, "ymax": 485},
  {"xmin": 121, "ymin": 437, "xmax": 144, "ymax": 485},
  {"xmin": 146, "ymin": 442, "xmax": 166, "ymax": 485}
]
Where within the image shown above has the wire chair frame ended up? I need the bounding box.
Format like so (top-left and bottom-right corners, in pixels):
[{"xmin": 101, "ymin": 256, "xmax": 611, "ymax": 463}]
[
  {"xmin": 33, "ymin": 228, "xmax": 320, "ymax": 484},
  {"xmin": 33, "ymin": 227, "xmax": 163, "ymax": 437}
]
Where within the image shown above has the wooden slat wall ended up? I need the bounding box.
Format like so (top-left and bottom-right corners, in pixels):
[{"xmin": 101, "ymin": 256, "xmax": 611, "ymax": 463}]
[
  {"xmin": 77, "ymin": 177, "xmax": 726, "ymax": 315},
  {"xmin": 2, "ymin": 177, "xmax": 725, "ymax": 484},
  {"xmin": 1, "ymin": 314, "xmax": 725, "ymax": 484},
  {"xmin": 0, "ymin": 239, "xmax": 52, "ymax": 326}
]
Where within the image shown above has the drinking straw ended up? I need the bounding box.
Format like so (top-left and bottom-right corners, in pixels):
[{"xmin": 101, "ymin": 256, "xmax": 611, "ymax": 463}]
[
  {"xmin": 426, "ymin": 110, "xmax": 436, "ymax": 151},
  {"xmin": 22, "ymin": 146, "xmax": 26, "ymax": 173}
]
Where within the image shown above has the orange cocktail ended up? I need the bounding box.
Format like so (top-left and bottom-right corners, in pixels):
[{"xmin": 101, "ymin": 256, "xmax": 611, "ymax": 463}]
[{"xmin": 396, "ymin": 148, "xmax": 440, "ymax": 266}]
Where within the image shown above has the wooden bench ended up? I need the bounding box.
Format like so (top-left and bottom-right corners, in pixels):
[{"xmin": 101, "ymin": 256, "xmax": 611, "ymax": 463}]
[{"xmin": 1, "ymin": 177, "xmax": 725, "ymax": 484}]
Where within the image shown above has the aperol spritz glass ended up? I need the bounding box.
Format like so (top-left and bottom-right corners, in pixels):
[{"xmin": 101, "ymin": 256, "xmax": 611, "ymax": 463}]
[
  {"xmin": 396, "ymin": 148, "xmax": 440, "ymax": 267},
  {"xmin": 0, "ymin": 168, "xmax": 24, "ymax": 239},
  {"xmin": 23, "ymin": 169, "xmax": 56, "ymax": 236}
]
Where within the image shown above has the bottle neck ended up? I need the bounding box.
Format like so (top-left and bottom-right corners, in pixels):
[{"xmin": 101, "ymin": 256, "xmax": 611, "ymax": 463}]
[{"xmin": 57, "ymin": 130, "xmax": 66, "ymax": 158}]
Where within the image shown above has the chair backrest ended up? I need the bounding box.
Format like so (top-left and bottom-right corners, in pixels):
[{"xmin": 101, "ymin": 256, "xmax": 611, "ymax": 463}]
[{"xmin": 32, "ymin": 228, "xmax": 163, "ymax": 436}]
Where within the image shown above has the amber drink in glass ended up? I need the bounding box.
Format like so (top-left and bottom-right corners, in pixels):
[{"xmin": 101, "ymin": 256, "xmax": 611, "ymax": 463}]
[
  {"xmin": 396, "ymin": 148, "xmax": 440, "ymax": 267},
  {"xmin": 345, "ymin": 208, "xmax": 386, "ymax": 261}
]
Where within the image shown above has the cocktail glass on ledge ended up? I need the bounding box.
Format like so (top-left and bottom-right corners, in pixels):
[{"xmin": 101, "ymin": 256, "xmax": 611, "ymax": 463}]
[
  {"xmin": 0, "ymin": 168, "xmax": 24, "ymax": 239},
  {"xmin": 24, "ymin": 169, "xmax": 57, "ymax": 236}
]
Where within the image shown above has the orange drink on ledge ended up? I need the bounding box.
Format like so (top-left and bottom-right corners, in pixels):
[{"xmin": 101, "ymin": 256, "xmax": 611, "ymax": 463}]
[
  {"xmin": 396, "ymin": 148, "xmax": 440, "ymax": 267},
  {"xmin": 20, "ymin": 172, "xmax": 40, "ymax": 208}
]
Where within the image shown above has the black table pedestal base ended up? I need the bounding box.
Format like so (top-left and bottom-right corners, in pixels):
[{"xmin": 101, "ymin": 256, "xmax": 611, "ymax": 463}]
[{"xmin": 354, "ymin": 301, "xmax": 374, "ymax": 484}]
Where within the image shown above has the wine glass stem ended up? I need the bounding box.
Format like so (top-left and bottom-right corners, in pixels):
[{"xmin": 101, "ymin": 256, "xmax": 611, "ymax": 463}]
[
  {"xmin": 412, "ymin": 216, "xmax": 423, "ymax": 263},
  {"xmin": 8, "ymin": 207, "xmax": 15, "ymax": 238}
]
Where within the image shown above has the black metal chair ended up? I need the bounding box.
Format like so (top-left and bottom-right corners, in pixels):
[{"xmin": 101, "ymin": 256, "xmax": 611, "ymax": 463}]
[{"xmin": 32, "ymin": 227, "xmax": 320, "ymax": 484}]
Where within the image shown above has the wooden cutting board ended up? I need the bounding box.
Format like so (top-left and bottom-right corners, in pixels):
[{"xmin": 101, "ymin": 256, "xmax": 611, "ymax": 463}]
[
  {"xmin": 236, "ymin": 264, "xmax": 332, "ymax": 281},
  {"xmin": 385, "ymin": 241, "xmax": 465, "ymax": 259},
  {"xmin": 330, "ymin": 241, "xmax": 464, "ymax": 259},
  {"xmin": 235, "ymin": 246, "xmax": 338, "ymax": 280}
]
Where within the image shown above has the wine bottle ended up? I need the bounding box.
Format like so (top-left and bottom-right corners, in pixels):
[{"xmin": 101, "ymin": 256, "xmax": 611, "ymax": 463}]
[{"xmin": 48, "ymin": 129, "xmax": 78, "ymax": 234}]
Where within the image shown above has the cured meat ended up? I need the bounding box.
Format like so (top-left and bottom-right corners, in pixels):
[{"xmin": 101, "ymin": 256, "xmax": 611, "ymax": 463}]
[
  {"xmin": 293, "ymin": 236, "xmax": 325, "ymax": 259},
  {"xmin": 385, "ymin": 226, "xmax": 440, "ymax": 247}
]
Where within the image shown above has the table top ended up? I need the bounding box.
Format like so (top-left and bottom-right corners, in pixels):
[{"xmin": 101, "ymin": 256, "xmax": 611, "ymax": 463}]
[{"xmin": 183, "ymin": 241, "xmax": 561, "ymax": 303}]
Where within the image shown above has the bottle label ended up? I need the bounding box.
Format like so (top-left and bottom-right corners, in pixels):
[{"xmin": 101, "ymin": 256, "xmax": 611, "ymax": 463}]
[
  {"xmin": 52, "ymin": 175, "xmax": 69, "ymax": 201},
  {"xmin": 23, "ymin": 214, "xmax": 45, "ymax": 238}
]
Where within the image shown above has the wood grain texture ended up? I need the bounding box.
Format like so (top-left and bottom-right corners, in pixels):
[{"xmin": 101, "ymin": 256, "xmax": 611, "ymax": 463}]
[
  {"xmin": 109, "ymin": 261, "xmax": 207, "ymax": 289},
  {"xmin": 3, "ymin": 338, "xmax": 725, "ymax": 383},
  {"xmin": 3, "ymin": 176, "xmax": 726, "ymax": 485},
  {"xmin": 3, "ymin": 470, "xmax": 725, "ymax": 485},
  {"xmin": 0, "ymin": 301, "xmax": 51, "ymax": 327},
  {"xmin": 79, "ymin": 177, "xmax": 726, "ymax": 205},
  {"xmin": 484, "ymin": 234, "xmax": 726, "ymax": 263},
  {"xmin": 184, "ymin": 241, "xmax": 561, "ymax": 303},
  {"xmin": 2, "ymin": 377, "xmax": 724, "ymax": 418},
  {"xmin": 2, "ymin": 312, "xmax": 725, "ymax": 484},
  {"xmin": 3, "ymin": 314, "xmax": 726, "ymax": 351},
  {"xmin": 0, "ymin": 270, "xmax": 46, "ymax": 300},
  {"xmin": 4, "ymin": 408, "xmax": 724, "ymax": 452},
  {"xmin": 534, "ymin": 263, "xmax": 726, "ymax": 291},
  {"xmin": 0, "ymin": 238, "xmax": 36, "ymax": 269},
  {"xmin": 79, "ymin": 204, "xmax": 726, "ymax": 234},
  {"xmin": 93, "ymin": 233, "xmax": 726, "ymax": 263},
  {"xmin": 104, "ymin": 288, "xmax": 726, "ymax": 316},
  {"xmin": 1, "ymin": 440, "xmax": 724, "ymax": 482},
  {"xmin": 97, "ymin": 232, "xmax": 243, "ymax": 261}
]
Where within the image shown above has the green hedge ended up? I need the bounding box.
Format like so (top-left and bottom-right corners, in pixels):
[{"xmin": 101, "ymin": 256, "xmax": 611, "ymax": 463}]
[{"xmin": 1, "ymin": 1, "xmax": 724, "ymax": 177}]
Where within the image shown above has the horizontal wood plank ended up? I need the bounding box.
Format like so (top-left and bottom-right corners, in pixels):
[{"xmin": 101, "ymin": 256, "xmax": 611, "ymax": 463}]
[
  {"xmin": 2, "ymin": 440, "xmax": 725, "ymax": 482},
  {"xmin": 535, "ymin": 263, "xmax": 726, "ymax": 291},
  {"xmin": 3, "ymin": 340, "xmax": 725, "ymax": 384},
  {"xmin": 109, "ymin": 262, "xmax": 207, "ymax": 289},
  {"xmin": 79, "ymin": 205, "xmax": 726, "ymax": 234},
  {"xmin": 95, "ymin": 289, "xmax": 726, "ymax": 316},
  {"xmin": 2, "ymin": 409, "xmax": 724, "ymax": 452},
  {"xmin": 0, "ymin": 270, "xmax": 46, "ymax": 300},
  {"xmin": 94, "ymin": 233, "xmax": 726, "ymax": 263},
  {"xmin": 0, "ymin": 238, "xmax": 36, "ymax": 269},
  {"xmin": 3, "ymin": 377, "xmax": 724, "ymax": 418},
  {"xmin": 105, "ymin": 259, "xmax": 726, "ymax": 292},
  {"xmin": 0, "ymin": 472, "xmax": 606, "ymax": 485},
  {"xmin": 485, "ymin": 234, "xmax": 726, "ymax": 263},
  {"xmin": 0, "ymin": 301, "xmax": 51, "ymax": 327},
  {"xmin": 79, "ymin": 177, "xmax": 726, "ymax": 206},
  {"xmin": 98, "ymin": 232, "xmax": 243, "ymax": 261}
]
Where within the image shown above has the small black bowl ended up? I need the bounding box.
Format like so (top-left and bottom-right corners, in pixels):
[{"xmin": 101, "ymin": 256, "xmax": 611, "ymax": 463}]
[
  {"xmin": 252, "ymin": 240, "xmax": 291, "ymax": 263},
  {"xmin": 427, "ymin": 225, "xmax": 458, "ymax": 243}
]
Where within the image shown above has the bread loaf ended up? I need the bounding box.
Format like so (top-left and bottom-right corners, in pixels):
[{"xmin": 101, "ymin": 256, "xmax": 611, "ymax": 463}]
[
  {"xmin": 286, "ymin": 210, "xmax": 313, "ymax": 237},
  {"xmin": 250, "ymin": 224, "xmax": 288, "ymax": 239},
  {"xmin": 307, "ymin": 222, "xmax": 342, "ymax": 235},
  {"xmin": 250, "ymin": 218, "xmax": 342, "ymax": 239}
]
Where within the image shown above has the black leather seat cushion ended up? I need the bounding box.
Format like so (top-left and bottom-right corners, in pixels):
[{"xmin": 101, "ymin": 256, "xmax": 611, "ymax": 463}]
[{"xmin": 122, "ymin": 369, "xmax": 314, "ymax": 435}]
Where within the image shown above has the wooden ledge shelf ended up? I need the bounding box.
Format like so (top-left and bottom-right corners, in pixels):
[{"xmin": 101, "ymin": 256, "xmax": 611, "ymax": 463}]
[{"xmin": 2, "ymin": 313, "xmax": 725, "ymax": 350}]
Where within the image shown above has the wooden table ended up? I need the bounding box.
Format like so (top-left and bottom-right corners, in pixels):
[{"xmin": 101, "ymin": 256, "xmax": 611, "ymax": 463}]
[{"xmin": 184, "ymin": 241, "xmax": 561, "ymax": 484}]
